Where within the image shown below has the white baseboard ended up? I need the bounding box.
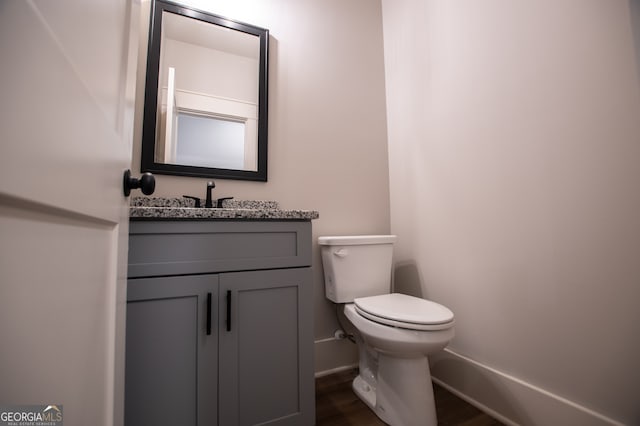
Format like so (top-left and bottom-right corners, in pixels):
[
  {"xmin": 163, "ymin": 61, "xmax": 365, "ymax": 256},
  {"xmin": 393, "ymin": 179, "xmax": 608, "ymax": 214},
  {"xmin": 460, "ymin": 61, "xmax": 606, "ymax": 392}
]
[
  {"xmin": 431, "ymin": 376, "xmax": 519, "ymax": 426},
  {"xmin": 314, "ymin": 336, "xmax": 358, "ymax": 377},
  {"xmin": 430, "ymin": 349, "xmax": 624, "ymax": 426}
]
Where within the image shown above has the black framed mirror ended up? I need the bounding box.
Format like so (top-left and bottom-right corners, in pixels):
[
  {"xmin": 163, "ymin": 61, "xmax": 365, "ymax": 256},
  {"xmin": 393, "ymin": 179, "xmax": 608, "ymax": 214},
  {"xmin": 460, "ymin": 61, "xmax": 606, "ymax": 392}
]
[{"xmin": 141, "ymin": 0, "xmax": 269, "ymax": 181}]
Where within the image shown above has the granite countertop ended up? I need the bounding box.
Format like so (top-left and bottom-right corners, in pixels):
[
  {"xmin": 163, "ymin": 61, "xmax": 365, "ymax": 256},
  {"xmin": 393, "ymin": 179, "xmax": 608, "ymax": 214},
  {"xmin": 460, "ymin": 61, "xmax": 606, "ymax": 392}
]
[{"xmin": 130, "ymin": 197, "xmax": 319, "ymax": 221}]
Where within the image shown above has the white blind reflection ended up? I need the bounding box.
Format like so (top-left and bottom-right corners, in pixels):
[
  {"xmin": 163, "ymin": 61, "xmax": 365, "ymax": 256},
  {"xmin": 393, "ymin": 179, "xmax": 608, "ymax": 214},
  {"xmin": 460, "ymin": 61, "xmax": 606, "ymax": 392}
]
[{"xmin": 175, "ymin": 113, "xmax": 246, "ymax": 170}]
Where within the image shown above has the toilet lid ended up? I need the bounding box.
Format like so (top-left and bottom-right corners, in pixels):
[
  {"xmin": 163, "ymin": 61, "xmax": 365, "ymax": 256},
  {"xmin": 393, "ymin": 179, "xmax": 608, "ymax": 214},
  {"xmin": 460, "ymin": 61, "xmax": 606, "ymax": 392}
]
[{"xmin": 354, "ymin": 293, "xmax": 454, "ymax": 331}]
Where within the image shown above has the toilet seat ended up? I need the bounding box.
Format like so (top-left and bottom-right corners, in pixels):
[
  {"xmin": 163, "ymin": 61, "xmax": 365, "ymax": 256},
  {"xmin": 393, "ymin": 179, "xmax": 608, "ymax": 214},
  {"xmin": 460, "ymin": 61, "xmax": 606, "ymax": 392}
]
[{"xmin": 354, "ymin": 293, "xmax": 454, "ymax": 331}]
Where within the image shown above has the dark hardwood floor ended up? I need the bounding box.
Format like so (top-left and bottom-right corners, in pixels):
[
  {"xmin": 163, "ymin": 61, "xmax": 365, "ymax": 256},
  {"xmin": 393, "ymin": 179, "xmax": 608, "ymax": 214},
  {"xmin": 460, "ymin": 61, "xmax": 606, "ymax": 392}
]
[{"xmin": 316, "ymin": 368, "xmax": 503, "ymax": 426}]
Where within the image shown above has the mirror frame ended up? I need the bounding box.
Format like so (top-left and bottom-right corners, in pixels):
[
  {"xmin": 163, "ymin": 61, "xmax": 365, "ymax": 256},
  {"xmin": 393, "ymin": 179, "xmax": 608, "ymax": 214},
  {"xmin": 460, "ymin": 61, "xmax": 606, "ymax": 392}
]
[{"xmin": 141, "ymin": 0, "xmax": 269, "ymax": 181}]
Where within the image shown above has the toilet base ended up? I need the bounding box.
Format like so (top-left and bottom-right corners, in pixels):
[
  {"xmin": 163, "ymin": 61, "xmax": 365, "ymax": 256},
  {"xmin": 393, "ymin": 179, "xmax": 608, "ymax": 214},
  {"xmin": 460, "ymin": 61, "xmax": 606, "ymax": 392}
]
[
  {"xmin": 352, "ymin": 353, "xmax": 438, "ymax": 426},
  {"xmin": 352, "ymin": 375, "xmax": 377, "ymax": 411}
]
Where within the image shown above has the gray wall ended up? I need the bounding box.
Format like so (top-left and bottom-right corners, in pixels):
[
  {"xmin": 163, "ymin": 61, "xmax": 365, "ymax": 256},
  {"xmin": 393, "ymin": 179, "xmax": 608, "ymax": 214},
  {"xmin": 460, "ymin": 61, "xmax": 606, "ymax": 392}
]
[
  {"xmin": 132, "ymin": 0, "xmax": 390, "ymax": 372},
  {"xmin": 382, "ymin": 0, "xmax": 640, "ymax": 424}
]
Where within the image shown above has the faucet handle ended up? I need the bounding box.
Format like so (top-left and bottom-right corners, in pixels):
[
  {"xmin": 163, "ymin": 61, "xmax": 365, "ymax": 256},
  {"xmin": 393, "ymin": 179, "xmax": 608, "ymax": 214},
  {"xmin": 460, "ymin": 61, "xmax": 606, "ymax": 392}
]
[
  {"xmin": 216, "ymin": 197, "xmax": 234, "ymax": 208},
  {"xmin": 182, "ymin": 195, "xmax": 201, "ymax": 208}
]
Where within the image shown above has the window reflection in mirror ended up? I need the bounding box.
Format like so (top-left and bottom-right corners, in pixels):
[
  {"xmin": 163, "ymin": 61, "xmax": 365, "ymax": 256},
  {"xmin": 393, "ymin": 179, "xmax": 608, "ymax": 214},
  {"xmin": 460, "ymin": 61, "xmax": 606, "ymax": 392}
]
[
  {"xmin": 175, "ymin": 113, "xmax": 248, "ymax": 170},
  {"xmin": 141, "ymin": 0, "xmax": 269, "ymax": 181}
]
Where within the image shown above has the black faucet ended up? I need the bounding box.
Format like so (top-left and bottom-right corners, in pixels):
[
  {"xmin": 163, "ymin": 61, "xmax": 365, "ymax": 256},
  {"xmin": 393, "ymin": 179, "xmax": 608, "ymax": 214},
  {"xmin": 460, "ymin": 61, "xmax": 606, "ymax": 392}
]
[{"xmin": 205, "ymin": 181, "xmax": 215, "ymax": 208}]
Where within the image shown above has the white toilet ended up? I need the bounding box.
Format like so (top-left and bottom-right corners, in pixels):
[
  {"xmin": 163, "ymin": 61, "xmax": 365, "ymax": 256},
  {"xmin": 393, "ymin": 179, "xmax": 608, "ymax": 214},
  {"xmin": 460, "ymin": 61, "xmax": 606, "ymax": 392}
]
[{"xmin": 319, "ymin": 235, "xmax": 455, "ymax": 426}]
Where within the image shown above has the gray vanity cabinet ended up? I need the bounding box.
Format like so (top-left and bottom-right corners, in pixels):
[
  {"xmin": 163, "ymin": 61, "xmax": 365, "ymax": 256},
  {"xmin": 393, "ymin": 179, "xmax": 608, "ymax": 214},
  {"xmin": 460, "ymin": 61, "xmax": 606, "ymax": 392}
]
[
  {"xmin": 218, "ymin": 268, "xmax": 313, "ymax": 425},
  {"xmin": 125, "ymin": 274, "xmax": 219, "ymax": 425},
  {"xmin": 125, "ymin": 220, "xmax": 314, "ymax": 426}
]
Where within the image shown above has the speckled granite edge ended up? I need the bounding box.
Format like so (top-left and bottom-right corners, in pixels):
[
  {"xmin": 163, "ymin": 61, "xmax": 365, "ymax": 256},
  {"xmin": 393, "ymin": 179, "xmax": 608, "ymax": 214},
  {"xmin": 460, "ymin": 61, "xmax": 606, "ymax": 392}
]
[
  {"xmin": 130, "ymin": 206, "xmax": 319, "ymax": 221},
  {"xmin": 129, "ymin": 197, "xmax": 318, "ymax": 220},
  {"xmin": 131, "ymin": 197, "xmax": 280, "ymax": 210},
  {"xmin": 224, "ymin": 199, "xmax": 279, "ymax": 210}
]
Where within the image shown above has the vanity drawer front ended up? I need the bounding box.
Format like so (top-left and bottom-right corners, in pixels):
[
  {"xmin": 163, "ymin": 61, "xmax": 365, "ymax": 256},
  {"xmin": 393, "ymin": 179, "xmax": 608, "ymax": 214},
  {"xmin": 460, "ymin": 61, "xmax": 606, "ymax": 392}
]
[{"xmin": 128, "ymin": 221, "xmax": 312, "ymax": 278}]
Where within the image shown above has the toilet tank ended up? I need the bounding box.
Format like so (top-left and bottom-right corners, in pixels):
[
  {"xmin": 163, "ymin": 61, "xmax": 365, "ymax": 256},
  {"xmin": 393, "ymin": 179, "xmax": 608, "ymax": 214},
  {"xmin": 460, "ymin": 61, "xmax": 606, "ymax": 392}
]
[{"xmin": 318, "ymin": 235, "xmax": 396, "ymax": 303}]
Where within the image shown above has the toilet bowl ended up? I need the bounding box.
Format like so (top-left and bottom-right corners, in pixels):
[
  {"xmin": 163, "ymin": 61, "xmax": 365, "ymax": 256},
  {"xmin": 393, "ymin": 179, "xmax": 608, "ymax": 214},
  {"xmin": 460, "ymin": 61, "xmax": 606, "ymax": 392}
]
[
  {"xmin": 319, "ymin": 235, "xmax": 455, "ymax": 426},
  {"xmin": 347, "ymin": 293, "xmax": 454, "ymax": 355}
]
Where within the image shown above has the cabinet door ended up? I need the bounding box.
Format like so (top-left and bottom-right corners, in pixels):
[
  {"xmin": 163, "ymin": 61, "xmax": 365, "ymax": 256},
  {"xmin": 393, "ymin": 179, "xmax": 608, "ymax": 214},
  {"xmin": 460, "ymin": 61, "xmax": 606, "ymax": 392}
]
[
  {"xmin": 125, "ymin": 275, "xmax": 218, "ymax": 426},
  {"xmin": 219, "ymin": 268, "xmax": 314, "ymax": 426}
]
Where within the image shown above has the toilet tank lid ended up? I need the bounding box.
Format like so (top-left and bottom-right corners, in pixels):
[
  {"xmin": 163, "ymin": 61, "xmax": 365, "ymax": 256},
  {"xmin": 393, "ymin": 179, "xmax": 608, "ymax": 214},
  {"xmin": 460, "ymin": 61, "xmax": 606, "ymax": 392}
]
[{"xmin": 318, "ymin": 235, "xmax": 397, "ymax": 246}]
